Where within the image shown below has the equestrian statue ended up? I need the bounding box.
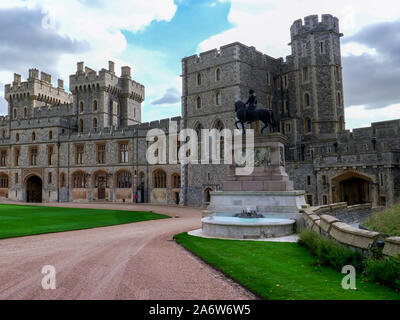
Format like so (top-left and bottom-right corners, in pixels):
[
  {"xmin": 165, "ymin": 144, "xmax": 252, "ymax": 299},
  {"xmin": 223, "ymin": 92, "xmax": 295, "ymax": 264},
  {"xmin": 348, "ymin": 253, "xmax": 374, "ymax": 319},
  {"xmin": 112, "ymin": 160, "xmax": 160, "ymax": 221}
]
[{"xmin": 235, "ymin": 89, "xmax": 277, "ymax": 134}]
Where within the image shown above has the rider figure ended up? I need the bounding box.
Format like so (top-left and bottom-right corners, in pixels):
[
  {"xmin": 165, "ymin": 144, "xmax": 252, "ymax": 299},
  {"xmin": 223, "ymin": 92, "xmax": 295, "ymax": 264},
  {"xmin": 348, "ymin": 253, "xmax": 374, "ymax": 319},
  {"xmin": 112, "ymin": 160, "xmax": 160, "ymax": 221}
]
[{"xmin": 244, "ymin": 89, "xmax": 257, "ymax": 122}]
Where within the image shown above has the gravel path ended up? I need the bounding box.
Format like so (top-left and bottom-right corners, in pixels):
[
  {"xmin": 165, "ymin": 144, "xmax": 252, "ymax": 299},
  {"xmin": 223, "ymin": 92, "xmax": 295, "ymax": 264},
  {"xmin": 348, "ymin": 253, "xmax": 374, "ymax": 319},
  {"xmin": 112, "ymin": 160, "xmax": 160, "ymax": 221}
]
[{"xmin": 0, "ymin": 202, "xmax": 256, "ymax": 300}]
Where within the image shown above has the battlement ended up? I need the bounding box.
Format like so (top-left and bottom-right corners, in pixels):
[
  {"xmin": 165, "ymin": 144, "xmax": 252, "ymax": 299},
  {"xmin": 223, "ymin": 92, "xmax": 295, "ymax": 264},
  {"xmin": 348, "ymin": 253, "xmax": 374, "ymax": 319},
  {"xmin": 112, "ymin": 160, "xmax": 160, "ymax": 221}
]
[
  {"xmin": 290, "ymin": 14, "xmax": 340, "ymax": 39},
  {"xmin": 4, "ymin": 69, "xmax": 72, "ymax": 105},
  {"xmin": 69, "ymin": 61, "xmax": 145, "ymax": 101},
  {"xmin": 0, "ymin": 115, "xmax": 9, "ymax": 124},
  {"xmin": 182, "ymin": 42, "xmax": 281, "ymax": 72}
]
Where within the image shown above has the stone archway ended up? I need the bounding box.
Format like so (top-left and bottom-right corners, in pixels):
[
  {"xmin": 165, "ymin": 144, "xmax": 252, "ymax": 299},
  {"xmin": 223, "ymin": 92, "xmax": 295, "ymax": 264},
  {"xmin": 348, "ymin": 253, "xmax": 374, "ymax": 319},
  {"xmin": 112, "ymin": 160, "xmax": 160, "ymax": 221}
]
[
  {"xmin": 331, "ymin": 170, "xmax": 372, "ymax": 205},
  {"xmin": 26, "ymin": 175, "xmax": 42, "ymax": 203}
]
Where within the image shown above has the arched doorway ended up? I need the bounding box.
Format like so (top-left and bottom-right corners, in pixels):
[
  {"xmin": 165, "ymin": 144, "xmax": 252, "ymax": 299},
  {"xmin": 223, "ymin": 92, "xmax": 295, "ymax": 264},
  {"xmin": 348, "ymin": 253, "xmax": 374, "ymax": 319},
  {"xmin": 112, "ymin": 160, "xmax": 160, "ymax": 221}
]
[
  {"xmin": 331, "ymin": 171, "xmax": 372, "ymax": 205},
  {"xmin": 26, "ymin": 175, "xmax": 42, "ymax": 203}
]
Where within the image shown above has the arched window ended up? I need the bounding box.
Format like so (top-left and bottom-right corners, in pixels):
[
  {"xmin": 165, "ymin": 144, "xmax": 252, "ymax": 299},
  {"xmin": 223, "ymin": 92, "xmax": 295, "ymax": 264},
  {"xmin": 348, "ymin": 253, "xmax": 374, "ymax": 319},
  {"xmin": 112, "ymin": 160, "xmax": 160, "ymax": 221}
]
[
  {"xmin": 153, "ymin": 169, "xmax": 166, "ymax": 188},
  {"xmin": 24, "ymin": 107, "xmax": 27, "ymax": 117},
  {"xmin": 93, "ymin": 117, "xmax": 98, "ymax": 132},
  {"xmin": 216, "ymin": 67, "xmax": 221, "ymax": 81},
  {"xmin": 171, "ymin": 173, "xmax": 181, "ymax": 188},
  {"xmin": 304, "ymin": 93, "xmax": 310, "ymax": 107},
  {"xmin": 197, "ymin": 73, "xmax": 202, "ymax": 85},
  {"xmin": 117, "ymin": 171, "xmax": 132, "ymax": 188},
  {"xmin": 49, "ymin": 130, "xmax": 53, "ymax": 140},
  {"xmin": 32, "ymin": 131, "xmax": 36, "ymax": 141},
  {"xmin": 215, "ymin": 91, "xmax": 221, "ymax": 106},
  {"xmin": 196, "ymin": 96, "xmax": 201, "ymax": 109},
  {"xmin": 0, "ymin": 174, "xmax": 8, "ymax": 188},
  {"xmin": 304, "ymin": 118, "xmax": 312, "ymax": 134},
  {"xmin": 93, "ymin": 100, "xmax": 98, "ymax": 112},
  {"xmin": 72, "ymin": 171, "xmax": 87, "ymax": 188},
  {"xmin": 214, "ymin": 119, "xmax": 224, "ymax": 131},
  {"xmin": 80, "ymin": 101, "xmax": 84, "ymax": 113},
  {"xmin": 79, "ymin": 119, "xmax": 83, "ymax": 133}
]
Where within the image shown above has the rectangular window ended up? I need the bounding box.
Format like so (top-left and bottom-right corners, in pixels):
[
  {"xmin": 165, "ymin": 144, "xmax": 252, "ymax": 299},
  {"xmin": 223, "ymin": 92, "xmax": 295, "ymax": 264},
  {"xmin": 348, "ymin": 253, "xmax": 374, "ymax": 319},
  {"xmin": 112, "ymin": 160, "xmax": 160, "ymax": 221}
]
[
  {"xmin": 266, "ymin": 72, "xmax": 271, "ymax": 86},
  {"xmin": 30, "ymin": 147, "xmax": 38, "ymax": 166},
  {"xmin": 322, "ymin": 195, "xmax": 328, "ymax": 205},
  {"xmin": 0, "ymin": 150, "xmax": 7, "ymax": 167},
  {"xmin": 306, "ymin": 194, "xmax": 313, "ymax": 206},
  {"xmin": 335, "ymin": 66, "xmax": 341, "ymax": 82},
  {"xmin": 283, "ymin": 75, "xmax": 289, "ymax": 89},
  {"xmin": 15, "ymin": 173, "xmax": 18, "ymax": 184},
  {"xmin": 48, "ymin": 172, "xmax": 52, "ymax": 184},
  {"xmin": 75, "ymin": 145, "xmax": 84, "ymax": 165},
  {"xmin": 285, "ymin": 122, "xmax": 291, "ymax": 133},
  {"xmin": 283, "ymin": 100, "xmax": 288, "ymax": 113},
  {"xmin": 380, "ymin": 173, "xmax": 384, "ymax": 186},
  {"xmin": 302, "ymin": 67, "xmax": 308, "ymax": 82},
  {"xmin": 319, "ymin": 41, "xmax": 325, "ymax": 54},
  {"xmin": 322, "ymin": 175, "xmax": 327, "ymax": 185},
  {"xmin": 97, "ymin": 143, "xmax": 106, "ymax": 164},
  {"xmin": 119, "ymin": 142, "xmax": 129, "ymax": 163},
  {"xmin": 14, "ymin": 148, "xmax": 20, "ymax": 166},
  {"xmin": 307, "ymin": 176, "xmax": 311, "ymax": 186},
  {"xmin": 48, "ymin": 146, "xmax": 54, "ymax": 166}
]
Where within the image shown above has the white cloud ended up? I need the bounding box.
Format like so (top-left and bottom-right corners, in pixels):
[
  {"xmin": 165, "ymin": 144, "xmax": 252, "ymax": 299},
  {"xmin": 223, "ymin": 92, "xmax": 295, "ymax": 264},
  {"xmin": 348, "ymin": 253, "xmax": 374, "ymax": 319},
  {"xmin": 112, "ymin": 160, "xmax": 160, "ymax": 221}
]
[
  {"xmin": 198, "ymin": 0, "xmax": 400, "ymax": 59},
  {"xmin": 345, "ymin": 104, "xmax": 400, "ymax": 130}
]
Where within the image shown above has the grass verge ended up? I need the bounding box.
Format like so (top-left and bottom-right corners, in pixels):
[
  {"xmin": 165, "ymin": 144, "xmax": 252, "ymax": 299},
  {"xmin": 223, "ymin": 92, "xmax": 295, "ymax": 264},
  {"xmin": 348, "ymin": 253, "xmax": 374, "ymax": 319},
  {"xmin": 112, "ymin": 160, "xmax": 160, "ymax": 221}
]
[
  {"xmin": 365, "ymin": 203, "xmax": 400, "ymax": 236},
  {"xmin": 174, "ymin": 232, "xmax": 400, "ymax": 300},
  {"xmin": 0, "ymin": 204, "xmax": 169, "ymax": 239}
]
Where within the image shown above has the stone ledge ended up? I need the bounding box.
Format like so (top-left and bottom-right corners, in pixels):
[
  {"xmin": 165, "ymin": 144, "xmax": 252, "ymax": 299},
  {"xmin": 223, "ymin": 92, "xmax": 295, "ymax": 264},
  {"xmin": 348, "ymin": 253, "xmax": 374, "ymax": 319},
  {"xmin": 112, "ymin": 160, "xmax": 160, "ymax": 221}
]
[
  {"xmin": 383, "ymin": 237, "xmax": 400, "ymax": 257},
  {"xmin": 319, "ymin": 214, "xmax": 339, "ymax": 233},
  {"xmin": 329, "ymin": 222, "xmax": 380, "ymax": 250}
]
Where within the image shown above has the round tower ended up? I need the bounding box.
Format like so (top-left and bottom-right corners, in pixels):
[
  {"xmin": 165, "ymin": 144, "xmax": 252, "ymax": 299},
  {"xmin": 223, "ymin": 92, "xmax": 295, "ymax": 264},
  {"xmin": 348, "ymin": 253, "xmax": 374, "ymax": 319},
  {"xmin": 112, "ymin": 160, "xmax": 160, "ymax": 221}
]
[{"xmin": 290, "ymin": 14, "xmax": 345, "ymax": 139}]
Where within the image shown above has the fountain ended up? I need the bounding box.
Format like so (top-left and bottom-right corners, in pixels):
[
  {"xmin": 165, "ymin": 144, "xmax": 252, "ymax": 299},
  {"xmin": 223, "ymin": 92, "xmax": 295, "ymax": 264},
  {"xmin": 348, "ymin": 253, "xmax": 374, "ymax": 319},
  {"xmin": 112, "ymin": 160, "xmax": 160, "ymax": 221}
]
[{"xmin": 201, "ymin": 133, "xmax": 306, "ymax": 239}]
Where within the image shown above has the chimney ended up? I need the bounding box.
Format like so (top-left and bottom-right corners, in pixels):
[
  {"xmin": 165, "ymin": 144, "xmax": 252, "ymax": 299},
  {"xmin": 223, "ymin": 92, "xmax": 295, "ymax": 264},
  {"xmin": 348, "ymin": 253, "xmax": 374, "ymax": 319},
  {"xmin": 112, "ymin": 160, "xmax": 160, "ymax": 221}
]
[
  {"xmin": 121, "ymin": 66, "xmax": 131, "ymax": 78},
  {"xmin": 108, "ymin": 61, "xmax": 115, "ymax": 74},
  {"xmin": 58, "ymin": 79, "xmax": 64, "ymax": 89},
  {"xmin": 77, "ymin": 61, "xmax": 84, "ymax": 73},
  {"xmin": 13, "ymin": 73, "xmax": 21, "ymax": 85}
]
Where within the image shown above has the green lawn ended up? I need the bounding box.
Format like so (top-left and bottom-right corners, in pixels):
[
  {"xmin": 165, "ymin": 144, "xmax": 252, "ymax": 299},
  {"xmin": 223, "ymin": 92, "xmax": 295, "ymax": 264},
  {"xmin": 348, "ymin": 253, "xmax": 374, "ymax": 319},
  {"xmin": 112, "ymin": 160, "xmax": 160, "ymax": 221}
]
[
  {"xmin": 174, "ymin": 232, "xmax": 400, "ymax": 300},
  {"xmin": 0, "ymin": 204, "xmax": 169, "ymax": 239},
  {"xmin": 365, "ymin": 202, "xmax": 400, "ymax": 236}
]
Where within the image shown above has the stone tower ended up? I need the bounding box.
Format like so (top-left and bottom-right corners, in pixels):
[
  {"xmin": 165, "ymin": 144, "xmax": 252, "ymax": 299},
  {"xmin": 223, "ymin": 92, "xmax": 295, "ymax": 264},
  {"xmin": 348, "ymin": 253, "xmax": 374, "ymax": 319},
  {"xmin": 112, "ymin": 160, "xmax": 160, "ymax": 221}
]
[
  {"xmin": 69, "ymin": 61, "xmax": 144, "ymax": 133},
  {"xmin": 289, "ymin": 14, "xmax": 345, "ymax": 140}
]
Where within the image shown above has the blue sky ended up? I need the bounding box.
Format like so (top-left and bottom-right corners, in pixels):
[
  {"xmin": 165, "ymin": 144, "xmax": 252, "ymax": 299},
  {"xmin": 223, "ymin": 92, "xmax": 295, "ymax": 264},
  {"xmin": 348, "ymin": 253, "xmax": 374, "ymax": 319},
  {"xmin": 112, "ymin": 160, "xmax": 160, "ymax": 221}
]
[{"xmin": 0, "ymin": 0, "xmax": 400, "ymax": 130}]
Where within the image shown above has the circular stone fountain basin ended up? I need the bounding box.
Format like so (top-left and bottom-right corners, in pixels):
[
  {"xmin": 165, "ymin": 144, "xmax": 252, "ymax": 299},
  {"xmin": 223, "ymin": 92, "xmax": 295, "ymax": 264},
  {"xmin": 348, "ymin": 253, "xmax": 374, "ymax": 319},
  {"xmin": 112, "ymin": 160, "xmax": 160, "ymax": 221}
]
[{"xmin": 201, "ymin": 216, "xmax": 295, "ymax": 239}]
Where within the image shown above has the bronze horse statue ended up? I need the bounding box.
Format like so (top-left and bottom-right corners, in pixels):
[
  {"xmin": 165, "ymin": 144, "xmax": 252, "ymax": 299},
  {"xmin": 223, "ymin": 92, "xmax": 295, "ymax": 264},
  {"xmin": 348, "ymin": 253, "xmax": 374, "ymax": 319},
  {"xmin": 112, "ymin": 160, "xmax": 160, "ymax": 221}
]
[{"xmin": 234, "ymin": 101, "xmax": 277, "ymax": 134}]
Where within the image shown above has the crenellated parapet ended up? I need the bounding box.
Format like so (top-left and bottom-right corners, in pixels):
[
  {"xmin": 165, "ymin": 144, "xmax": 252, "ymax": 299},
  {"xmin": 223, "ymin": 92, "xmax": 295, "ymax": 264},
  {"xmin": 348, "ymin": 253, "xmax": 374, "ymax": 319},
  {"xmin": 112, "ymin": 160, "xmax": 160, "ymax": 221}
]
[{"xmin": 290, "ymin": 14, "xmax": 341, "ymax": 40}]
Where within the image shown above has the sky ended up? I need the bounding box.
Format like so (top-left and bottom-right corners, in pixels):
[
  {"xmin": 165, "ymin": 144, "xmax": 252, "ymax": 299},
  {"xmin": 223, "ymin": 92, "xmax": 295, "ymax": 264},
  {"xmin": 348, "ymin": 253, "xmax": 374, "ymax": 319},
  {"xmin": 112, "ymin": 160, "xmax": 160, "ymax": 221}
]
[{"xmin": 0, "ymin": 0, "xmax": 400, "ymax": 130}]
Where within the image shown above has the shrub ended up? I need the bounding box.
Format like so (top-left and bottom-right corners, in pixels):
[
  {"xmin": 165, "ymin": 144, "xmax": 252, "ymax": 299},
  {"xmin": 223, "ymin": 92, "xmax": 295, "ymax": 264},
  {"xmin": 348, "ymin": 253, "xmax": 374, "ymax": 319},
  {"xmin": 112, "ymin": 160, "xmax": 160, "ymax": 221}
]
[
  {"xmin": 299, "ymin": 230, "xmax": 364, "ymax": 272},
  {"xmin": 365, "ymin": 256, "xmax": 400, "ymax": 290}
]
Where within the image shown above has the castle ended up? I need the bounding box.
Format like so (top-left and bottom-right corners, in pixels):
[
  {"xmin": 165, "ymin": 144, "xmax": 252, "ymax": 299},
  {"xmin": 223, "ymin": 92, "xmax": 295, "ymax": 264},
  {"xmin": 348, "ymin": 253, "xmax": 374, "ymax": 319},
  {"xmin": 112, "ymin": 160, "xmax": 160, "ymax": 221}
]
[{"xmin": 0, "ymin": 14, "xmax": 398, "ymax": 208}]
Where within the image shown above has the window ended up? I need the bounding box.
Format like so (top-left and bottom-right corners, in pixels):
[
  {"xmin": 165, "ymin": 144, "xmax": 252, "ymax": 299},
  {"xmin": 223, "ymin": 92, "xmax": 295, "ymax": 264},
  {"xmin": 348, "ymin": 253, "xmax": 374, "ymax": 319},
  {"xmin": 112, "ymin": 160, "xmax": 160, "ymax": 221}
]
[
  {"xmin": 379, "ymin": 196, "xmax": 386, "ymax": 207},
  {"xmin": 307, "ymin": 176, "xmax": 311, "ymax": 186},
  {"xmin": 285, "ymin": 122, "xmax": 291, "ymax": 133},
  {"xmin": 30, "ymin": 147, "xmax": 38, "ymax": 165},
  {"xmin": 283, "ymin": 100, "xmax": 288, "ymax": 113},
  {"xmin": 0, "ymin": 174, "xmax": 8, "ymax": 188},
  {"xmin": 48, "ymin": 172, "xmax": 52, "ymax": 184},
  {"xmin": 196, "ymin": 73, "xmax": 201, "ymax": 85},
  {"xmin": 266, "ymin": 72, "xmax": 271, "ymax": 86},
  {"xmin": 215, "ymin": 68, "xmax": 221, "ymax": 81},
  {"xmin": 93, "ymin": 117, "xmax": 98, "ymax": 132},
  {"xmin": 302, "ymin": 43, "xmax": 307, "ymax": 56},
  {"xmin": 32, "ymin": 132, "xmax": 36, "ymax": 141},
  {"xmin": 49, "ymin": 130, "xmax": 53, "ymax": 140},
  {"xmin": 47, "ymin": 146, "xmax": 54, "ymax": 165},
  {"xmin": 153, "ymin": 169, "xmax": 166, "ymax": 188},
  {"xmin": 93, "ymin": 100, "xmax": 98, "ymax": 112},
  {"xmin": 80, "ymin": 101, "xmax": 84, "ymax": 113},
  {"xmin": 79, "ymin": 119, "xmax": 83, "ymax": 133},
  {"xmin": 15, "ymin": 173, "xmax": 18, "ymax": 184},
  {"xmin": 283, "ymin": 75, "xmax": 289, "ymax": 89},
  {"xmin": 335, "ymin": 66, "xmax": 341, "ymax": 82},
  {"xmin": 196, "ymin": 96, "xmax": 201, "ymax": 109},
  {"xmin": 380, "ymin": 173, "xmax": 384, "ymax": 186},
  {"xmin": 304, "ymin": 93, "xmax": 310, "ymax": 107},
  {"xmin": 304, "ymin": 118, "xmax": 312, "ymax": 134},
  {"xmin": 16, "ymin": 133, "xmax": 19, "ymax": 142},
  {"xmin": 0, "ymin": 150, "xmax": 7, "ymax": 166},
  {"xmin": 60, "ymin": 173, "xmax": 66, "ymax": 188},
  {"xmin": 119, "ymin": 142, "xmax": 129, "ymax": 163},
  {"xmin": 96, "ymin": 143, "xmax": 106, "ymax": 164},
  {"xmin": 215, "ymin": 91, "xmax": 221, "ymax": 106},
  {"xmin": 322, "ymin": 175, "xmax": 327, "ymax": 185},
  {"xmin": 117, "ymin": 171, "xmax": 132, "ymax": 188},
  {"xmin": 13, "ymin": 108, "xmax": 16, "ymax": 119},
  {"xmin": 306, "ymin": 194, "xmax": 313, "ymax": 206},
  {"xmin": 302, "ymin": 67, "xmax": 309, "ymax": 82},
  {"xmin": 75, "ymin": 144, "xmax": 84, "ymax": 164},
  {"xmin": 322, "ymin": 195, "xmax": 328, "ymax": 205},
  {"xmin": 72, "ymin": 171, "xmax": 87, "ymax": 188},
  {"xmin": 337, "ymin": 92, "xmax": 342, "ymax": 107},
  {"xmin": 24, "ymin": 107, "xmax": 27, "ymax": 117},
  {"xmin": 172, "ymin": 174, "xmax": 181, "ymax": 188},
  {"xmin": 214, "ymin": 120, "xmax": 225, "ymax": 159},
  {"xmin": 204, "ymin": 188, "xmax": 212, "ymax": 203},
  {"xmin": 14, "ymin": 148, "xmax": 20, "ymax": 166},
  {"xmin": 319, "ymin": 41, "xmax": 325, "ymax": 54}
]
